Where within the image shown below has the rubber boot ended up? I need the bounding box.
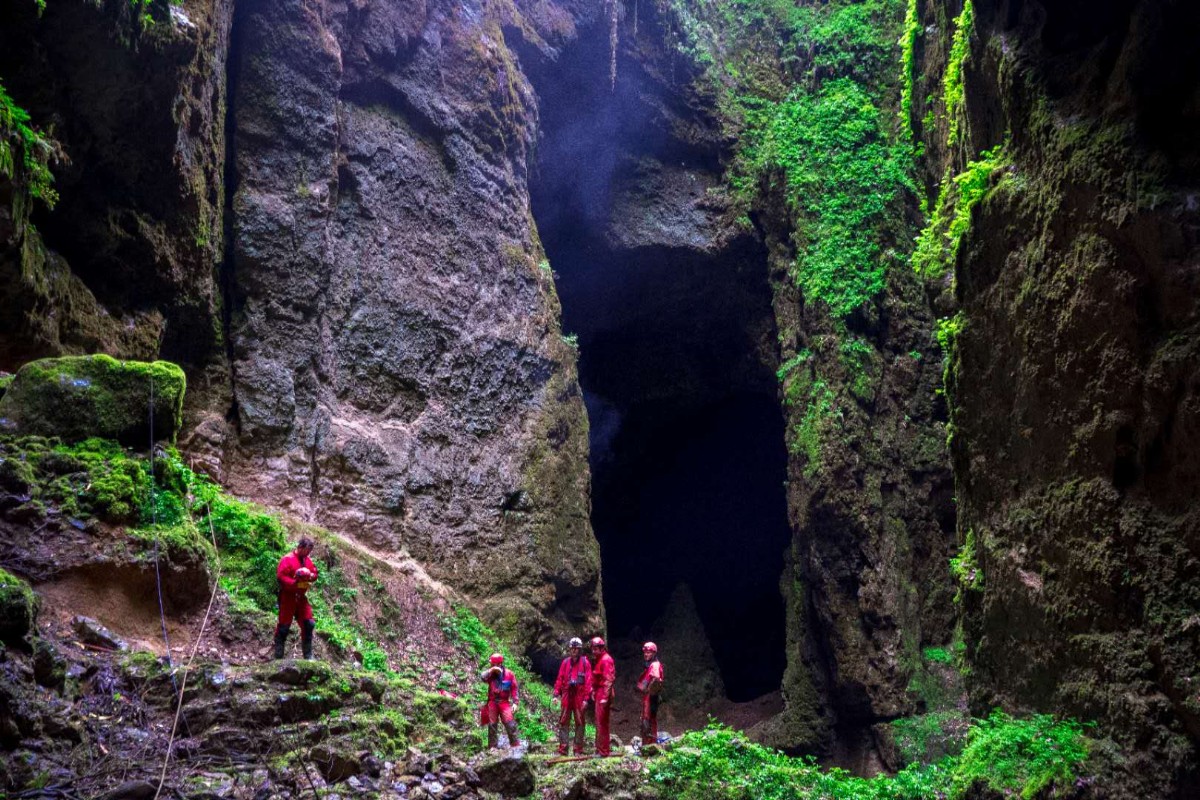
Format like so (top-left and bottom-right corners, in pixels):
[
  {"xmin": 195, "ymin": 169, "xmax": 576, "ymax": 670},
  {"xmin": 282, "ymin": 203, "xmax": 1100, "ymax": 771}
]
[
  {"xmin": 505, "ymin": 719, "xmax": 520, "ymax": 748},
  {"xmin": 301, "ymin": 619, "xmax": 315, "ymax": 660},
  {"xmin": 487, "ymin": 724, "xmax": 499, "ymax": 749},
  {"xmin": 273, "ymin": 625, "xmax": 291, "ymax": 659}
]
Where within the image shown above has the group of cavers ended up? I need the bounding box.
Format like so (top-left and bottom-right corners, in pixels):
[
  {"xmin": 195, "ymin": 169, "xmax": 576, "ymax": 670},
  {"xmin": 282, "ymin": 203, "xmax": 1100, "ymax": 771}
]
[
  {"xmin": 273, "ymin": 539, "xmax": 665, "ymax": 757},
  {"xmin": 482, "ymin": 636, "xmax": 665, "ymax": 757}
]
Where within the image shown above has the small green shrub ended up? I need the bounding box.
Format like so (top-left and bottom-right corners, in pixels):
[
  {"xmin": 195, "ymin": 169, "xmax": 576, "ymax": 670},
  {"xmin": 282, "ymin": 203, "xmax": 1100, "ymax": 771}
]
[{"xmin": 952, "ymin": 710, "xmax": 1090, "ymax": 799}]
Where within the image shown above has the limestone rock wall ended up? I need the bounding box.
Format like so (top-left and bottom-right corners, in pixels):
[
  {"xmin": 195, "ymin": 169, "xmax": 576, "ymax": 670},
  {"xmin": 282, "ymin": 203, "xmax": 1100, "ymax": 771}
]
[
  {"xmin": 183, "ymin": 0, "xmax": 604, "ymax": 662},
  {"xmin": 913, "ymin": 0, "xmax": 1200, "ymax": 794},
  {"xmin": 0, "ymin": 0, "xmax": 232, "ymax": 385}
]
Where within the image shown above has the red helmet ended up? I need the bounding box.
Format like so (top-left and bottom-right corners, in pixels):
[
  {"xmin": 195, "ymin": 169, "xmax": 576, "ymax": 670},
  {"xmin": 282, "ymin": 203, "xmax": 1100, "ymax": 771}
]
[
  {"xmin": 489, "ymin": 653, "xmax": 504, "ymax": 666},
  {"xmin": 642, "ymin": 642, "xmax": 658, "ymax": 655},
  {"xmin": 589, "ymin": 636, "xmax": 606, "ymax": 649}
]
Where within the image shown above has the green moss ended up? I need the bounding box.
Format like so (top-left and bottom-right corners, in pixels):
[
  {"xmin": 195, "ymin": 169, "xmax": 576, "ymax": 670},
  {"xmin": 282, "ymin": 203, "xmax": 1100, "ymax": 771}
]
[
  {"xmin": 790, "ymin": 380, "xmax": 839, "ymax": 479},
  {"xmin": 0, "ymin": 356, "xmax": 186, "ymax": 445}
]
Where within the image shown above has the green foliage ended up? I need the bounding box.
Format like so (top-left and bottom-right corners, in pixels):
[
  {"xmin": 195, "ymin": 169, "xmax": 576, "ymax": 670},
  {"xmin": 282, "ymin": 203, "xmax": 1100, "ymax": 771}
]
[
  {"xmin": 935, "ymin": 313, "xmax": 964, "ymax": 354},
  {"xmin": 952, "ymin": 710, "xmax": 1090, "ymax": 799},
  {"xmin": 950, "ymin": 528, "xmax": 983, "ymax": 599},
  {"xmin": 0, "ymin": 78, "xmax": 58, "ymax": 215},
  {"xmin": 560, "ymin": 333, "xmax": 579, "ymax": 349},
  {"xmin": 742, "ymin": 76, "xmax": 913, "ymax": 316},
  {"xmin": 943, "ymin": 0, "xmax": 975, "ymax": 148},
  {"xmin": 923, "ymin": 646, "xmax": 953, "ymax": 665},
  {"xmin": 649, "ymin": 712, "xmax": 1090, "ymax": 800},
  {"xmin": 892, "ymin": 710, "xmax": 968, "ymax": 767},
  {"xmin": 440, "ymin": 606, "xmax": 554, "ymax": 744},
  {"xmin": 899, "ymin": 0, "xmax": 920, "ymax": 140},
  {"xmin": 775, "ymin": 349, "xmax": 811, "ymax": 382},
  {"xmin": 838, "ymin": 336, "xmax": 877, "ymax": 401},
  {"xmin": 912, "ymin": 145, "xmax": 1009, "ymax": 278},
  {"xmin": 665, "ymin": 0, "xmax": 913, "ymax": 318}
]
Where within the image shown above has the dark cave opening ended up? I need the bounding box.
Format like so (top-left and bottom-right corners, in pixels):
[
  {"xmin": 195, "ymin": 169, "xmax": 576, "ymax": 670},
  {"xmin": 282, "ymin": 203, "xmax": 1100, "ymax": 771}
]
[{"xmin": 527, "ymin": 17, "xmax": 791, "ymax": 703}]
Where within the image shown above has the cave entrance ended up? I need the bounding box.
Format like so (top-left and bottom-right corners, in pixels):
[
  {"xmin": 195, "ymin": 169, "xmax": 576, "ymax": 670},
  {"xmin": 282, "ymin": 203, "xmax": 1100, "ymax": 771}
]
[{"xmin": 527, "ymin": 18, "xmax": 791, "ymax": 704}]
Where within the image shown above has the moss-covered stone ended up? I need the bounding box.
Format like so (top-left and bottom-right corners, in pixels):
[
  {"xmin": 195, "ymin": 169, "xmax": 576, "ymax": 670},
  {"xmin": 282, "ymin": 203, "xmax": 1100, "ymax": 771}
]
[
  {"xmin": 0, "ymin": 567, "xmax": 39, "ymax": 649},
  {"xmin": 0, "ymin": 355, "xmax": 186, "ymax": 445}
]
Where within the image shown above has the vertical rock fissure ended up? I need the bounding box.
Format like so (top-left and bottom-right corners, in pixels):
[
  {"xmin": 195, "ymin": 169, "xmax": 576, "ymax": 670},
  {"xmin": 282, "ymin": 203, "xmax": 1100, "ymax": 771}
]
[{"xmin": 218, "ymin": 0, "xmax": 247, "ymax": 434}]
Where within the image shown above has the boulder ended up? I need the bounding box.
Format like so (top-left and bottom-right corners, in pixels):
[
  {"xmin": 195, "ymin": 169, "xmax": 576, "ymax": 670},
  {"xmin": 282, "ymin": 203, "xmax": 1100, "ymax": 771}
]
[
  {"xmin": 473, "ymin": 752, "xmax": 535, "ymax": 797},
  {"xmin": 311, "ymin": 744, "xmax": 363, "ymax": 783},
  {"xmin": 0, "ymin": 355, "xmax": 186, "ymax": 445},
  {"xmin": 71, "ymin": 615, "xmax": 128, "ymax": 651},
  {"xmin": 0, "ymin": 568, "xmax": 39, "ymax": 649}
]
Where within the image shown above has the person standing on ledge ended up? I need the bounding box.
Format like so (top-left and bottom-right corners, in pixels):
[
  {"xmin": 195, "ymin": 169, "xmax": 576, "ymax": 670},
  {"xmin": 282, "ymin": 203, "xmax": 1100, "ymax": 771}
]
[
  {"xmin": 589, "ymin": 636, "xmax": 616, "ymax": 756},
  {"xmin": 275, "ymin": 536, "xmax": 319, "ymax": 659},
  {"xmin": 637, "ymin": 641, "xmax": 665, "ymax": 746},
  {"xmin": 553, "ymin": 637, "xmax": 593, "ymax": 755},
  {"xmin": 481, "ymin": 653, "xmax": 521, "ymax": 750}
]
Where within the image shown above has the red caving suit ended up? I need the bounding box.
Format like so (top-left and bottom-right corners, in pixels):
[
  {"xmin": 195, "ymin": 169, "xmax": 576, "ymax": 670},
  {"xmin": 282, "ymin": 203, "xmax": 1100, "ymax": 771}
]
[
  {"xmin": 484, "ymin": 667, "xmax": 520, "ymax": 725},
  {"xmin": 276, "ymin": 550, "xmax": 318, "ymax": 629},
  {"xmin": 554, "ymin": 654, "xmax": 593, "ymax": 754},
  {"xmin": 637, "ymin": 658, "xmax": 665, "ymax": 743},
  {"xmin": 591, "ymin": 651, "xmax": 616, "ymax": 756}
]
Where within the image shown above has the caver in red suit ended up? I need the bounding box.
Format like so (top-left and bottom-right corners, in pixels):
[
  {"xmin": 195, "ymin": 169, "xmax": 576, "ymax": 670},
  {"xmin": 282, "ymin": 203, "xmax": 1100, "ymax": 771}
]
[
  {"xmin": 589, "ymin": 636, "xmax": 616, "ymax": 756},
  {"xmin": 637, "ymin": 642, "xmax": 665, "ymax": 744},
  {"xmin": 480, "ymin": 654, "xmax": 521, "ymax": 749},
  {"xmin": 553, "ymin": 639, "xmax": 593, "ymax": 755},
  {"xmin": 275, "ymin": 540, "xmax": 319, "ymax": 659}
]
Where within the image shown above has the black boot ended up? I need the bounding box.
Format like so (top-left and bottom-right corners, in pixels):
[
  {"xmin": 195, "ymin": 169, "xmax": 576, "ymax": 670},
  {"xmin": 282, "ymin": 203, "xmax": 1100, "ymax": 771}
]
[
  {"xmin": 301, "ymin": 619, "xmax": 315, "ymax": 660},
  {"xmin": 273, "ymin": 625, "xmax": 291, "ymax": 659}
]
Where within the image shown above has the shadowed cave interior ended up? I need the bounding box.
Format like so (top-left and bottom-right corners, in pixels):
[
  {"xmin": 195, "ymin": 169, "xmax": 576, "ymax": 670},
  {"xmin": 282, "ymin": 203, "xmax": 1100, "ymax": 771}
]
[{"xmin": 529, "ymin": 20, "xmax": 791, "ymax": 703}]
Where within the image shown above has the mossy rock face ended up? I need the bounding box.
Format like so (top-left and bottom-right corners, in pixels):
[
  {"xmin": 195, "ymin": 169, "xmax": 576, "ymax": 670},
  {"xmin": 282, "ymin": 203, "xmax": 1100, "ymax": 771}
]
[
  {"xmin": 0, "ymin": 356, "xmax": 186, "ymax": 445},
  {"xmin": 0, "ymin": 568, "xmax": 39, "ymax": 649}
]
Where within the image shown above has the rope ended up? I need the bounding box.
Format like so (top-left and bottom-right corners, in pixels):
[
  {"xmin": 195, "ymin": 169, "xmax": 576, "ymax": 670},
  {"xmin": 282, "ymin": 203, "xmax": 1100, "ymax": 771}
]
[
  {"xmin": 153, "ymin": 504, "xmax": 224, "ymax": 800},
  {"xmin": 149, "ymin": 374, "xmax": 174, "ymax": 668}
]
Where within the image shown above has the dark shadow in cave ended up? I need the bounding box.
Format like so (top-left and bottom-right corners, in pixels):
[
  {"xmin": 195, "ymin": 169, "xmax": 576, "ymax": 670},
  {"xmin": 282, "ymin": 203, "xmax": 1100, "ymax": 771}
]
[{"xmin": 526, "ymin": 13, "xmax": 791, "ymax": 702}]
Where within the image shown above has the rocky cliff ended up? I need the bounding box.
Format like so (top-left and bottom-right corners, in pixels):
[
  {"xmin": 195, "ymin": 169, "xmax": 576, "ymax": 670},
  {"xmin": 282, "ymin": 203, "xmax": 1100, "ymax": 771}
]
[
  {"xmin": 0, "ymin": 0, "xmax": 606, "ymax": 666},
  {"xmin": 911, "ymin": 0, "xmax": 1200, "ymax": 795}
]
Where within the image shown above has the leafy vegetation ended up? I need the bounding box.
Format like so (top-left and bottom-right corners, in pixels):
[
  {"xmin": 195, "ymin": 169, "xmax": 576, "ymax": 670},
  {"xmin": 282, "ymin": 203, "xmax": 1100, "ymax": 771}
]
[
  {"xmin": 649, "ymin": 711, "xmax": 1090, "ymax": 800},
  {"xmin": 899, "ymin": 0, "xmax": 920, "ymax": 142},
  {"xmin": 664, "ymin": 0, "xmax": 914, "ymax": 317},
  {"xmin": 0, "ymin": 78, "xmax": 58, "ymax": 215},
  {"xmin": 942, "ymin": 0, "xmax": 975, "ymax": 148},
  {"xmin": 912, "ymin": 144, "xmax": 1009, "ymax": 278},
  {"xmin": 950, "ymin": 527, "xmax": 983, "ymax": 598}
]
